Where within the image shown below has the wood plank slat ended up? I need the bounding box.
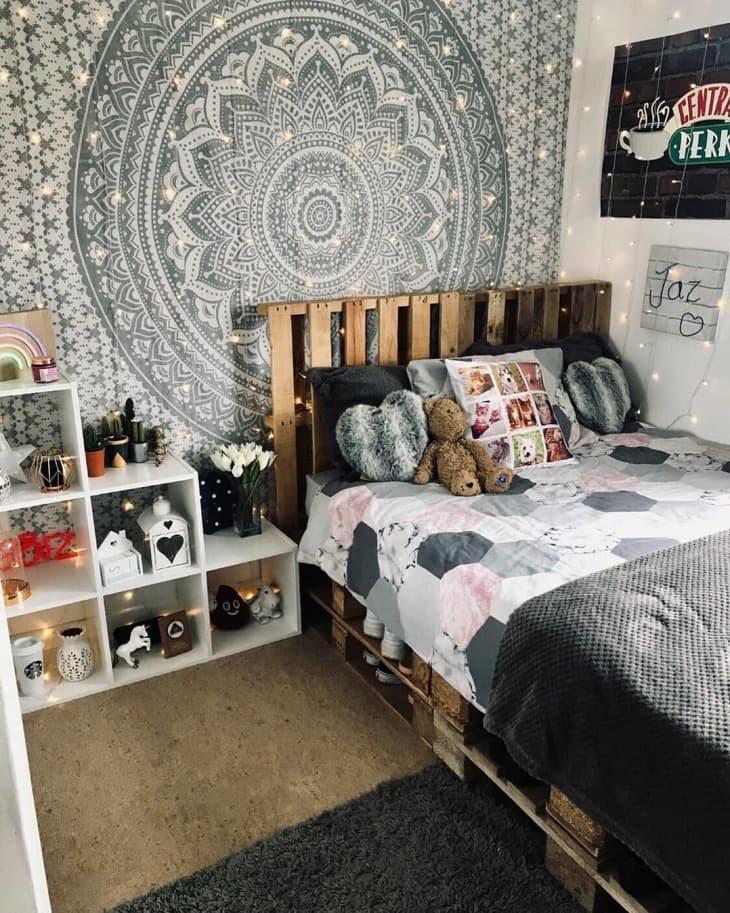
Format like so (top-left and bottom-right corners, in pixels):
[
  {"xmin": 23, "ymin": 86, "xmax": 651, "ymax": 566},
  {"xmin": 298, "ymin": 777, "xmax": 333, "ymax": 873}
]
[
  {"xmin": 344, "ymin": 299, "xmax": 367, "ymax": 365},
  {"xmin": 516, "ymin": 289, "xmax": 535, "ymax": 341},
  {"xmin": 486, "ymin": 291, "xmax": 506, "ymax": 344},
  {"xmin": 570, "ymin": 285, "xmax": 591, "ymax": 332},
  {"xmin": 408, "ymin": 294, "xmax": 431, "ymax": 360},
  {"xmin": 458, "ymin": 293, "xmax": 477, "ymax": 353},
  {"xmin": 377, "ymin": 296, "xmax": 402, "ymax": 365},
  {"xmin": 308, "ymin": 301, "xmax": 335, "ymax": 369},
  {"xmin": 594, "ymin": 283, "xmax": 612, "ymax": 335},
  {"xmin": 579, "ymin": 284, "xmax": 597, "ymax": 331},
  {"xmin": 542, "ymin": 285, "xmax": 561, "ymax": 339},
  {"xmin": 438, "ymin": 292, "xmax": 460, "ymax": 358},
  {"xmin": 267, "ymin": 305, "xmax": 298, "ymax": 532}
]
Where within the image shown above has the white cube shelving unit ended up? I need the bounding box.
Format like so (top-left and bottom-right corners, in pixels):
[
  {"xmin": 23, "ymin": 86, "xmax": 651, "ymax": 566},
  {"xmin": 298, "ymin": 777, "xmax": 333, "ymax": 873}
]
[{"xmin": 0, "ymin": 376, "xmax": 300, "ymax": 715}]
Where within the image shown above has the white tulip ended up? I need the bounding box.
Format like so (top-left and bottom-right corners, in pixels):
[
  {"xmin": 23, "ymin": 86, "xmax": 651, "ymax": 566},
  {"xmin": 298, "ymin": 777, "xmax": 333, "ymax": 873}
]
[{"xmin": 231, "ymin": 462, "xmax": 243, "ymax": 478}]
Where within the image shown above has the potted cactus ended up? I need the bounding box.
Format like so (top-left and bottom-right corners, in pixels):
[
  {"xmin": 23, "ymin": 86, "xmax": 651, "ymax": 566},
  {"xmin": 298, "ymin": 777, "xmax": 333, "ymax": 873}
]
[
  {"xmin": 123, "ymin": 398, "xmax": 147, "ymax": 463},
  {"xmin": 102, "ymin": 412, "xmax": 128, "ymax": 468},
  {"xmin": 83, "ymin": 423, "xmax": 105, "ymax": 478}
]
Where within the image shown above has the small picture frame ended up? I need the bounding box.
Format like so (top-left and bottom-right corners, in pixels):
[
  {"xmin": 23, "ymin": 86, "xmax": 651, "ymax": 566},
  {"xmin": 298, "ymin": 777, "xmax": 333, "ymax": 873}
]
[{"xmin": 159, "ymin": 610, "xmax": 192, "ymax": 658}]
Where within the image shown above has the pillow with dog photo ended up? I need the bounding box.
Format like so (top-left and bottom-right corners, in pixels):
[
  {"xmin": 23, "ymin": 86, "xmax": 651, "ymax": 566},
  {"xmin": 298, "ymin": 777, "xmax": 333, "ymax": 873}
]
[
  {"xmin": 409, "ymin": 348, "xmax": 581, "ymax": 447},
  {"xmin": 445, "ymin": 358, "xmax": 575, "ymax": 471}
]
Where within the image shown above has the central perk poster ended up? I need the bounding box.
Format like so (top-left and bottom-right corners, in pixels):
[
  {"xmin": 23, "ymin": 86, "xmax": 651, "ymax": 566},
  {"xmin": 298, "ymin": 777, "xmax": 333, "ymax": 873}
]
[{"xmin": 602, "ymin": 23, "xmax": 730, "ymax": 220}]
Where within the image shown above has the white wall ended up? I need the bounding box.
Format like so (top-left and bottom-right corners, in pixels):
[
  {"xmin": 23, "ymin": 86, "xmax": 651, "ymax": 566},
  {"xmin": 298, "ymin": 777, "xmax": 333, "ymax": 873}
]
[
  {"xmin": 0, "ymin": 615, "xmax": 51, "ymax": 913},
  {"xmin": 562, "ymin": 0, "xmax": 730, "ymax": 443}
]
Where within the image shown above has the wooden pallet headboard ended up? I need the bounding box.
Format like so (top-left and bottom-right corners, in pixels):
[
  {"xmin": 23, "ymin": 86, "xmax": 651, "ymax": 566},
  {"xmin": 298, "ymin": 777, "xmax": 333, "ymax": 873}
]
[{"xmin": 259, "ymin": 281, "xmax": 612, "ymax": 533}]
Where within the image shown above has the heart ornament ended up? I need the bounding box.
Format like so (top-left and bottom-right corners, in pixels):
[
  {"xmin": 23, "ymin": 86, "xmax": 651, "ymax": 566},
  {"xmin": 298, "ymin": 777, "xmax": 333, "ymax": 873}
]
[
  {"xmin": 156, "ymin": 534, "xmax": 185, "ymax": 564},
  {"xmin": 335, "ymin": 390, "xmax": 428, "ymax": 482}
]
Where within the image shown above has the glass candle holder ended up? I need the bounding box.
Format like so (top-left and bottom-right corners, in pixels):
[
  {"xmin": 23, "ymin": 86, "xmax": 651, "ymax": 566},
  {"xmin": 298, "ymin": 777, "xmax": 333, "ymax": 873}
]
[{"xmin": 0, "ymin": 534, "xmax": 31, "ymax": 606}]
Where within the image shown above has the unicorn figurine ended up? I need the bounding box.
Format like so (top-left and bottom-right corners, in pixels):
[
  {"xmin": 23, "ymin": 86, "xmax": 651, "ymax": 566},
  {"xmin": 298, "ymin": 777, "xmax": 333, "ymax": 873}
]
[{"xmin": 115, "ymin": 624, "xmax": 151, "ymax": 668}]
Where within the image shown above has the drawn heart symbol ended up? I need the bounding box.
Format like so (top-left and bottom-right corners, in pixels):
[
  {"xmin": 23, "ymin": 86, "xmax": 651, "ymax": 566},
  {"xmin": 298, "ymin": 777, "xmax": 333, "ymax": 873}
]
[
  {"xmin": 163, "ymin": 520, "xmax": 173, "ymax": 530},
  {"xmin": 157, "ymin": 534, "xmax": 184, "ymax": 564},
  {"xmin": 679, "ymin": 312, "xmax": 704, "ymax": 337}
]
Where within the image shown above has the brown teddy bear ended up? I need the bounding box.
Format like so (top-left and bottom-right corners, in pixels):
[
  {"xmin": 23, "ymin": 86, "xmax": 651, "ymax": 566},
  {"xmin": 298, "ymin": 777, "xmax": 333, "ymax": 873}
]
[{"xmin": 414, "ymin": 398, "xmax": 513, "ymax": 496}]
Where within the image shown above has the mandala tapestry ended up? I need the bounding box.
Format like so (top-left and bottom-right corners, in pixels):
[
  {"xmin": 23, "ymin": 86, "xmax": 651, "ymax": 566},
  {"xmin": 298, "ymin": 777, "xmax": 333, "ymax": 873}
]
[{"xmin": 1, "ymin": 1, "xmax": 576, "ymax": 452}]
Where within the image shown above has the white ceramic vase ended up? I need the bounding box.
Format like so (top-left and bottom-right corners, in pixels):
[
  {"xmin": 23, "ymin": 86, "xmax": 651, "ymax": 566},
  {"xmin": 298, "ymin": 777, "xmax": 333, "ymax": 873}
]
[{"xmin": 57, "ymin": 625, "xmax": 94, "ymax": 682}]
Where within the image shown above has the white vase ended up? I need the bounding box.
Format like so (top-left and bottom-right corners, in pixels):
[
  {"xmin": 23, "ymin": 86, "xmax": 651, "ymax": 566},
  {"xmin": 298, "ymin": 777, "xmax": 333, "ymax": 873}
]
[
  {"xmin": 12, "ymin": 635, "xmax": 45, "ymax": 697},
  {"xmin": 57, "ymin": 626, "xmax": 94, "ymax": 682}
]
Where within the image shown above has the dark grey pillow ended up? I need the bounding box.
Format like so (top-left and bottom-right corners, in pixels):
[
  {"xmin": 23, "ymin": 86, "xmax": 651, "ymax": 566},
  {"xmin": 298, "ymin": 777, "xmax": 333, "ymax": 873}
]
[
  {"xmin": 563, "ymin": 358, "xmax": 631, "ymax": 434},
  {"xmin": 307, "ymin": 365, "xmax": 409, "ymax": 478},
  {"xmin": 464, "ymin": 331, "xmax": 618, "ymax": 366}
]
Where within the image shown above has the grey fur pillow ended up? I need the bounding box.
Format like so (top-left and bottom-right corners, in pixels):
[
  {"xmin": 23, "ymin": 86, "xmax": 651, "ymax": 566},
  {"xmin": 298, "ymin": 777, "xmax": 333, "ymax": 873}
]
[
  {"xmin": 563, "ymin": 357, "xmax": 631, "ymax": 434},
  {"xmin": 335, "ymin": 391, "xmax": 428, "ymax": 482}
]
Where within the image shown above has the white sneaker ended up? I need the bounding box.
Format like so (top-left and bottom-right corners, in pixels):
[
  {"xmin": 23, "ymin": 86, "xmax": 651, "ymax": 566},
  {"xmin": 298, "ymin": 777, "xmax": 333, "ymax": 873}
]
[
  {"xmin": 363, "ymin": 608, "xmax": 384, "ymax": 639},
  {"xmin": 382, "ymin": 628, "xmax": 406, "ymax": 661}
]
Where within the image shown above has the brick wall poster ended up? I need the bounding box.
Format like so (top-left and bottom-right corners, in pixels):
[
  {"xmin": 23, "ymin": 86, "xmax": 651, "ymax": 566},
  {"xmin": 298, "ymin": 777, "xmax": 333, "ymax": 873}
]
[{"xmin": 602, "ymin": 23, "xmax": 730, "ymax": 219}]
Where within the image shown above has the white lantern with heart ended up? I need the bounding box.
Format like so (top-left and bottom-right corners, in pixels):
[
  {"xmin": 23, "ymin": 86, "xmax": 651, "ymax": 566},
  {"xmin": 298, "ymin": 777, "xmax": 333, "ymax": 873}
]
[{"xmin": 137, "ymin": 496, "xmax": 191, "ymax": 573}]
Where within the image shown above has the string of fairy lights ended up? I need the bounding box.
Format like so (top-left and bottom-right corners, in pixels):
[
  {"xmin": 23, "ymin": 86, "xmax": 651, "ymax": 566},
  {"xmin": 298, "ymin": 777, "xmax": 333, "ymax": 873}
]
[
  {"xmin": 13, "ymin": 1, "xmax": 712, "ymax": 437},
  {"xmin": 5, "ymin": 0, "xmax": 576, "ymax": 306},
  {"xmin": 561, "ymin": 2, "xmax": 727, "ymax": 434}
]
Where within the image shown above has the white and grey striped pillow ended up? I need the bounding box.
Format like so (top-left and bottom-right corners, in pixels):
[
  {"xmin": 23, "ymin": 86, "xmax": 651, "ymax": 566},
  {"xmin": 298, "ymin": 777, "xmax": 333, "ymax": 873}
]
[{"xmin": 563, "ymin": 357, "xmax": 631, "ymax": 435}]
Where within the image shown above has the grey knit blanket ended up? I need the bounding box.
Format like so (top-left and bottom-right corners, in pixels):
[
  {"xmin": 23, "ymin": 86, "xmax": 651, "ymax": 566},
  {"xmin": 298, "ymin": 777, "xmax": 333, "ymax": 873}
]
[{"xmin": 485, "ymin": 530, "xmax": 730, "ymax": 913}]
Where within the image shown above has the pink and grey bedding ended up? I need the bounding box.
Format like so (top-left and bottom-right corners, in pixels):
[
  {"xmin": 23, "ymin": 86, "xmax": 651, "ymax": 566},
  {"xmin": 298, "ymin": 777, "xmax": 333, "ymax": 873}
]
[
  {"xmin": 486, "ymin": 530, "xmax": 730, "ymax": 913},
  {"xmin": 299, "ymin": 426, "xmax": 730, "ymax": 711}
]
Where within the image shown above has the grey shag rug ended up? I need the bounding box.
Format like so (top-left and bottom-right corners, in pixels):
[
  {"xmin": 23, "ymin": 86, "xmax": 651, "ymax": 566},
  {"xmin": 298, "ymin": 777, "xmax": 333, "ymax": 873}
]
[{"xmin": 110, "ymin": 764, "xmax": 582, "ymax": 912}]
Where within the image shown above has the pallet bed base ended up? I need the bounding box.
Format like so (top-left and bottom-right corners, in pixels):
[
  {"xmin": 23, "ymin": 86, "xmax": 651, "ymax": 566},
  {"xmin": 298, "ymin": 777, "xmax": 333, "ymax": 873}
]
[
  {"xmin": 304, "ymin": 574, "xmax": 434, "ymax": 746},
  {"xmin": 434, "ymin": 712, "xmax": 682, "ymax": 913},
  {"xmin": 304, "ymin": 570, "xmax": 686, "ymax": 913}
]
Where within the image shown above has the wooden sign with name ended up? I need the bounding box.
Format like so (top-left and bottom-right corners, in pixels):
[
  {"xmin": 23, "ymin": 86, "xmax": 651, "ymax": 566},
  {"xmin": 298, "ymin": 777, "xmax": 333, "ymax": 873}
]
[{"xmin": 640, "ymin": 245, "xmax": 727, "ymax": 342}]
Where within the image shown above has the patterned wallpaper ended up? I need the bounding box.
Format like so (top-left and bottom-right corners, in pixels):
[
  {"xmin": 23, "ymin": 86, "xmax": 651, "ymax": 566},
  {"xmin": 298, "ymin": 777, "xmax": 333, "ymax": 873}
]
[{"xmin": 0, "ymin": 0, "xmax": 576, "ymax": 458}]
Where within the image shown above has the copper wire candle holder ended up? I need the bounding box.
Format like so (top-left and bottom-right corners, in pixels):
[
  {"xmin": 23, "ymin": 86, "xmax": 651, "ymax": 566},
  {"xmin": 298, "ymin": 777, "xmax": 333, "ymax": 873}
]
[{"xmin": 29, "ymin": 448, "xmax": 75, "ymax": 493}]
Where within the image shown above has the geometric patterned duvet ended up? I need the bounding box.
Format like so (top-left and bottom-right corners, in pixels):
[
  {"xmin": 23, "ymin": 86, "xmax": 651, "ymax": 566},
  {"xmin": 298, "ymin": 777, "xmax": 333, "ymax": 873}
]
[{"xmin": 298, "ymin": 427, "xmax": 730, "ymax": 711}]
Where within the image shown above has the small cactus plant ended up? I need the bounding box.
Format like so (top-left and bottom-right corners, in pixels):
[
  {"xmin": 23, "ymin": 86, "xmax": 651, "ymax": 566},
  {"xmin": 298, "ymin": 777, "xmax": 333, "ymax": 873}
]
[
  {"xmin": 130, "ymin": 419, "xmax": 146, "ymax": 443},
  {"xmin": 122, "ymin": 398, "xmax": 136, "ymax": 438},
  {"xmin": 103, "ymin": 412, "xmax": 126, "ymax": 440},
  {"xmin": 83, "ymin": 423, "xmax": 104, "ymax": 453}
]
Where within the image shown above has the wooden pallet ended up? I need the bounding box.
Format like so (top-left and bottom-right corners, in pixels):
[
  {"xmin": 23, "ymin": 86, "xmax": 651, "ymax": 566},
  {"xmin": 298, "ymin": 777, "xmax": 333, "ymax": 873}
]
[
  {"xmin": 434, "ymin": 712, "xmax": 683, "ymax": 913},
  {"xmin": 304, "ymin": 573, "xmax": 433, "ymax": 747},
  {"xmin": 302, "ymin": 568, "xmax": 687, "ymax": 913}
]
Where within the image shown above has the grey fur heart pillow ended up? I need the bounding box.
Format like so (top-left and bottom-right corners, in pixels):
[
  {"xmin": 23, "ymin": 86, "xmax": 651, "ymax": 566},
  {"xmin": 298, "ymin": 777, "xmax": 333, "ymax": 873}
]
[
  {"xmin": 335, "ymin": 391, "xmax": 428, "ymax": 482},
  {"xmin": 563, "ymin": 357, "xmax": 631, "ymax": 434}
]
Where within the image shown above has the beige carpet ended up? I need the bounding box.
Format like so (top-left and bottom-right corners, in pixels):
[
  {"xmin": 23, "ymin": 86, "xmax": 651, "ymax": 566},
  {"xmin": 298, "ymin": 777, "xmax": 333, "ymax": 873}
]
[{"xmin": 24, "ymin": 629, "xmax": 432, "ymax": 913}]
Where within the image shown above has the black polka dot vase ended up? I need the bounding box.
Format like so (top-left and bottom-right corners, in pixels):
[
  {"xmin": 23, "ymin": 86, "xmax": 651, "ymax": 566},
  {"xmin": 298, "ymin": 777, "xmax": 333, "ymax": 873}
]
[{"xmin": 57, "ymin": 626, "xmax": 94, "ymax": 682}]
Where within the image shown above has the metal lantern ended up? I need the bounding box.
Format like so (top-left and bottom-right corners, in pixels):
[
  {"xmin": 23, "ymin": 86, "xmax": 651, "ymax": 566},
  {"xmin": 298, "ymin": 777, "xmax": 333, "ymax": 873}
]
[
  {"xmin": 29, "ymin": 448, "xmax": 75, "ymax": 493},
  {"xmin": 137, "ymin": 496, "xmax": 191, "ymax": 573},
  {"xmin": 0, "ymin": 533, "xmax": 31, "ymax": 605}
]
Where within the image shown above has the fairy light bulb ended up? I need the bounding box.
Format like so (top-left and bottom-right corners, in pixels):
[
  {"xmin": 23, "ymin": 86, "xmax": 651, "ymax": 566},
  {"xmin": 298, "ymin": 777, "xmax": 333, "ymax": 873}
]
[
  {"xmin": 0, "ymin": 68, "xmax": 9, "ymax": 82},
  {"xmin": 651, "ymin": 372, "xmax": 660, "ymax": 382},
  {"xmin": 29, "ymin": 131, "xmax": 41, "ymax": 145}
]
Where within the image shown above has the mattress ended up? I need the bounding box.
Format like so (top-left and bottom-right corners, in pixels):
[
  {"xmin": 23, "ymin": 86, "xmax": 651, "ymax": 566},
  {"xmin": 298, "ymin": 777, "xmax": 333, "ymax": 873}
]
[{"xmin": 298, "ymin": 427, "xmax": 730, "ymax": 710}]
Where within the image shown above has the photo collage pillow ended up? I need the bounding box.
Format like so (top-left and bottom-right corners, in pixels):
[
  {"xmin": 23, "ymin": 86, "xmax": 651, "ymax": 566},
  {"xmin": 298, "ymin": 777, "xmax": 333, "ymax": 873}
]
[{"xmin": 445, "ymin": 358, "xmax": 574, "ymax": 470}]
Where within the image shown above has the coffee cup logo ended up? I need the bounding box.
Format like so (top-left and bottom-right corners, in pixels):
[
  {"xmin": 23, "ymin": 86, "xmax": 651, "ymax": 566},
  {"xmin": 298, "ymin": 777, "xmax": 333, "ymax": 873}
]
[{"xmin": 620, "ymin": 98, "xmax": 671, "ymax": 161}]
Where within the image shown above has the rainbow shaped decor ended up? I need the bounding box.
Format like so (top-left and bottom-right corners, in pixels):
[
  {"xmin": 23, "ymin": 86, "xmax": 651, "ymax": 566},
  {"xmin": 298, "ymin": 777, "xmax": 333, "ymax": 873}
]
[{"xmin": 0, "ymin": 309, "xmax": 56, "ymax": 381}]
